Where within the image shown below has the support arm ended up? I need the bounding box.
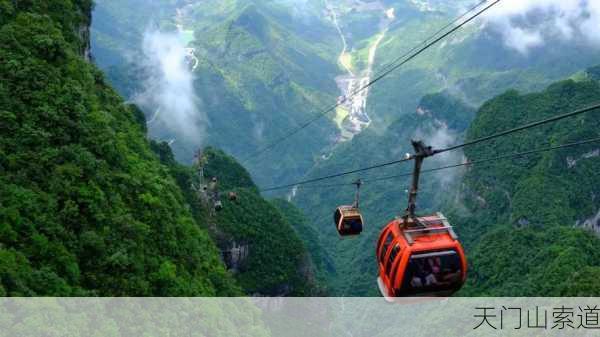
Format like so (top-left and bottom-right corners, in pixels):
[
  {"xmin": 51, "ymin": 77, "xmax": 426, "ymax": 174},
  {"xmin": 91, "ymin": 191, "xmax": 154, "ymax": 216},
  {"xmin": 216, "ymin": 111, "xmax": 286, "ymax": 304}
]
[{"xmin": 404, "ymin": 140, "xmax": 435, "ymax": 220}]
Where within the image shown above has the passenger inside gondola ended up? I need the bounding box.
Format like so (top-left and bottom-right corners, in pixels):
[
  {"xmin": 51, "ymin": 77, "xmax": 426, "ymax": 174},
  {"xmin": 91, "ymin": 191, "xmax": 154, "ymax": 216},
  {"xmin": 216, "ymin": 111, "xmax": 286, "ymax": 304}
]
[
  {"xmin": 410, "ymin": 260, "xmax": 428, "ymax": 288},
  {"xmin": 344, "ymin": 216, "xmax": 362, "ymax": 232},
  {"xmin": 401, "ymin": 250, "xmax": 463, "ymax": 295},
  {"xmin": 334, "ymin": 207, "xmax": 363, "ymax": 235}
]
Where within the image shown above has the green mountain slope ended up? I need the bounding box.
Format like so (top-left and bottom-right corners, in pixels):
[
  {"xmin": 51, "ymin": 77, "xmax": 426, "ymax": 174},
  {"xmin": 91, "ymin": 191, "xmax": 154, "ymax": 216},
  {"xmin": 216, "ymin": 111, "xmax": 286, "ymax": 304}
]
[
  {"xmin": 0, "ymin": 0, "xmax": 240, "ymax": 296},
  {"xmin": 91, "ymin": 0, "xmax": 600, "ymax": 187},
  {"xmin": 91, "ymin": 0, "xmax": 341, "ymax": 188},
  {"xmin": 454, "ymin": 76, "xmax": 600, "ymax": 296},
  {"xmin": 203, "ymin": 148, "xmax": 325, "ymax": 295},
  {"xmin": 281, "ymin": 0, "xmax": 600, "ymax": 295},
  {"xmin": 87, "ymin": 0, "xmax": 600, "ymax": 297},
  {"xmin": 91, "ymin": 0, "xmax": 175, "ymax": 68},
  {"xmin": 190, "ymin": 3, "xmax": 340, "ymax": 187},
  {"xmin": 271, "ymin": 198, "xmax": 333, "ymax": 291},
  {"xmin": 292, "ymin": 91, "xmax": 477, "ymax": 295},
  {"xmin": 152, "ymin": 145, "xmax": 326, "ymax": 295},
  {"xmin": 294, "ymin": 71, "xmax": 600, "ymax": 296}
]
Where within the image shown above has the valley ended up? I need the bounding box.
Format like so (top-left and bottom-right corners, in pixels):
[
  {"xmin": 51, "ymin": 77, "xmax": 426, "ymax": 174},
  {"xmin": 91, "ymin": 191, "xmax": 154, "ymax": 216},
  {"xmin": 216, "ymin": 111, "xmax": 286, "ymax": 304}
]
[
  {"xmin": 86, "ymin": 0, "xmax": 600, "ymax": 297},
  {"xmin": 326, "ymin": 1, "xmax": 395, "ymax": 143}
]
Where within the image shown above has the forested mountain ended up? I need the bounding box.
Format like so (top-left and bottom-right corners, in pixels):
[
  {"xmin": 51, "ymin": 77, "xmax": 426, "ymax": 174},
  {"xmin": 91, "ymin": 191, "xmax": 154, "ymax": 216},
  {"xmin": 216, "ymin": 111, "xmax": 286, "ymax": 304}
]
[
  {"xmin": 187, "ymin": 3, "xmax": 341, "ymax": 187},
  {"xmin": 3, "ymin": 0, "xmax": 600, "ymax": 299},
  {"xmin": 295, "ymin": 68, "xmax": 600, "ymax": 296},
  {"xmin": 92, "ymin": 0, "xmax": 600, "ymax": 297},
  {"xmin": 294, "ymin": 91, "xmax": 480, "ymax": 295},
  {"xmin": 266, "ymin": 0, "xmax": 600, "ymax": 295},
  {"xmin": 455, "ymin": 73, "xmax": 600, "ymax": 296},
  {"xmin": 92, "ymin": 0, "xmax": 600, "ymax": 191},
  {"xmin": 0, "ymin": 0, "xmax": 321, "ymax": 297},
  {"xmin": 0, "ymin": 0, "xmax": 238, "ymax": 296},
  {"xmin": 153, "ymin": 145, "xmax": 327, "ymax": 295},
  {"xmin": 92, "ymin": 0, "xmax": 341, "ymax": 188}
]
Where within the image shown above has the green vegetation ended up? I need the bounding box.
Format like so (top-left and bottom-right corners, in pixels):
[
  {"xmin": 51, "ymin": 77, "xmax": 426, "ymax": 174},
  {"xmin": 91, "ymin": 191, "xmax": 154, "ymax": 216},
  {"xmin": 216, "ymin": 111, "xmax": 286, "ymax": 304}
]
[
  {"xmin": 152, "ymin": 146, "xmax": 324, "ymax": 295},
  {"xmin": 215, "ymin": 189, "xmax": 314, "ymax": 295},
  {"xmin": 454, "ymin": 76, "xmax": 600, "ymax": 296},
  {"xmin": 293, "ymin": 91, "xmax": 477, "ymax": 295},
  {"xmin": 91, "ymin": 0, "xmax": 176, "ymax": 68},
  {"xmin": 203, "ymin": 149, "xmax": 324, "ymax": 295},
  {"xmin": 278, "ymin": 0, "xmax": 600, "ymax": 296},
  {"xmin": 294, "ymin": 71, "xmax": 600, "ymax": 296},
  {"xmin": 458, "ymin": 226, "xmax": 600, "ymax": 296},
  {"xmin": 271, "ymin": 198, "xmax": 332, "ymax": 292},
  {"xmin": 0, "ymin": 1, "xmax": 242, "ymax": 296},
  {"xmin": 92, "ymin": 0, "xmax": 342, "ymax": 189},
  {"xmin": 185, "ymin": 3, "xmax": 341, "ymax": 188},
  {"xmin": 1, "ymin": 0, "xmax": 325, "ymax": 298},
  {"xmin": 13, "ymin": 0, "xmax": 599, "ymax": 298}
]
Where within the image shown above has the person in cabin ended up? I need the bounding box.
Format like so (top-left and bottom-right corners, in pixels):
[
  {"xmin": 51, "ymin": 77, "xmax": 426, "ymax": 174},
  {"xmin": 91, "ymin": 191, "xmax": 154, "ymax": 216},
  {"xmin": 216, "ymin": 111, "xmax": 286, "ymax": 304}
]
[
  {"xmin": 410, "ymin": 260, "xmax": 428, "ymax": 288},
  {"xmin": 349, "ymin": 216, "xmax": 362, "ymax": 232}
]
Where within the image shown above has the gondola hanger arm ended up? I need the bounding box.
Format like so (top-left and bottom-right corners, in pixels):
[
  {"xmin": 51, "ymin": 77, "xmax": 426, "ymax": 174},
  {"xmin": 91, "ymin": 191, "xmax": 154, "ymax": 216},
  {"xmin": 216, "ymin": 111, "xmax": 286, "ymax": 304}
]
[{"xmin": 404, "ymin": 140, "xmax": 437, "ymax": 224}]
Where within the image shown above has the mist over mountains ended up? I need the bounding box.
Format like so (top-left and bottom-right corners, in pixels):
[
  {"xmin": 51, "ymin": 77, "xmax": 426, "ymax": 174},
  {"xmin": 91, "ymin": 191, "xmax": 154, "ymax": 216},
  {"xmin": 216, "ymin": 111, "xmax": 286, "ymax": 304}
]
[{"xmin": 135, "ymin": 29, "xmax": 206, "ymax": 146}]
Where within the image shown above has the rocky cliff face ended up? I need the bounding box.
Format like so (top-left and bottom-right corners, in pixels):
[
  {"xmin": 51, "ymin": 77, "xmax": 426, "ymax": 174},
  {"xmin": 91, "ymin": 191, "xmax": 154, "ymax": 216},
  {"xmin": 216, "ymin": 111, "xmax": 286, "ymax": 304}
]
[
  {"xmin": 568, "ymin": 148, "xmax": 600, "ymax": 235},
  {"xmin": 73, "ymin": 2, "xmax": 92, "ymax": 60},
  {"xmin": 78, "ymin": 20, "xmax": 92, "ymax": 61},
  {"xmin": 70, "ymin": 1, "xmax": 94, "ymax": 60},
  {"xmin": 221, "ymin": 241, "xmax": 250, "ymax": 273},
  {"xmin": 578, "ymin": 209, "xmax": 600, "ymax": 235}
]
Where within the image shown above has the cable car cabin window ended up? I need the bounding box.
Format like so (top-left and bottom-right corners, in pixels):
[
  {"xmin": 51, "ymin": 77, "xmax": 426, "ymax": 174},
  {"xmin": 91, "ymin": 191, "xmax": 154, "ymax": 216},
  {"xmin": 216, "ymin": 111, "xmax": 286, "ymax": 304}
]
[
  {"xmin": 400, "ymin": 250, "xmax": 463, "ymax": 296},
  {"xmin": 342, "ymin": 215, "xmax": 362, "ymax": 232},
  {"xmin": 334, "ymin": 208, "xmax": 363, "ymax": 235},
  {"xmin": 385, "ymin": 245, "xmax": 401, "ymax": 276},
  {"xmin": 379, "ymin": 232, "xmax": 393, "ymax": 263}
]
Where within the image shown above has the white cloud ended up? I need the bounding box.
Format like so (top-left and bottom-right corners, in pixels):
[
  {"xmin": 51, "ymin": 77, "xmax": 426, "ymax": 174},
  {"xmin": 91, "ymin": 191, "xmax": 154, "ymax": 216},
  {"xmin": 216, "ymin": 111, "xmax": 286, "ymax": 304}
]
[
  {"xmin": 482, "ymin": 0, "xmax": 600, "ymax": 54},
  {"xmin": 134, "ymin": 30, "xmax": 206, "ymax": 146},
  {"xmin": 414, "ymin": 119, "xmax": 463, "ymax": 186},
  {"xmin": 500, "ymin": 25, "xmax": 543, "ymax": 54}
]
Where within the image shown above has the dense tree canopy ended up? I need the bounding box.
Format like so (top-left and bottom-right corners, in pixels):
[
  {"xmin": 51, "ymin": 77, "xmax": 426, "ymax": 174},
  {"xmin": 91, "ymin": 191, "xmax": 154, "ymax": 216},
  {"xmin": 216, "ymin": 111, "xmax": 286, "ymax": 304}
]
[
  {"xmin": 455, "ymin": 75, "xmax": 600, "ymax": 296},
  {"xmin": 154, "ymin": 147, "xmax": 324, "ymax": 295},
  {"xmin": 0, "ymin": 0, "xmax": 240, "ymax": 296}
]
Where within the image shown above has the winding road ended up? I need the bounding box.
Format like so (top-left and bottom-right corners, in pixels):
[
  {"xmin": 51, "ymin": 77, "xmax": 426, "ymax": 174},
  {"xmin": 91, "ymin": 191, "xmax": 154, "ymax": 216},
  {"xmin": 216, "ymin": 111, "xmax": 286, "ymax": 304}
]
[
  {"xmin": 327, "ymin": 1, "xmax": 395, "ymax": 142},
  {"xmin": 326, "ymin": 1, "xmax": 354, "ymax": 77}
]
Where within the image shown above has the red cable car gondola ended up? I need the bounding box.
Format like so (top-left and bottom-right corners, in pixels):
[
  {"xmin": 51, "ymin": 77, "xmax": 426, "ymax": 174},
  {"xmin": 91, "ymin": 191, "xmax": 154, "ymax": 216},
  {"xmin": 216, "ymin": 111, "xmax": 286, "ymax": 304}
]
[
  {"xmin": 333, "ymin": 180, "xmax": 364, "ymax": 236},
  {"xmin": 376, "ymin": 213, "xmax": 467, "ymax": 299},
  {"xmin": 376, "ymin": 140, "xmax": 467, "ymax": 299}
]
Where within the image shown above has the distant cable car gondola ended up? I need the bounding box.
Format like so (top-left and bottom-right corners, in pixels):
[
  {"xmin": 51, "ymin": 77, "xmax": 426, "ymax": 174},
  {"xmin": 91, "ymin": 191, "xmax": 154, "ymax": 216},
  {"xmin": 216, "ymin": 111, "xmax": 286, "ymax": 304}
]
[
  {"xmin": 333, "ymin": 180, "xmax": 364, "ymax": 236},
  {"xmin": 209, "ymin": 177, "xmax": 223, "ymax": 212},
  {"xmin": 376, "ymin": 140, "xmax": 467, "ymax": 299}
]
